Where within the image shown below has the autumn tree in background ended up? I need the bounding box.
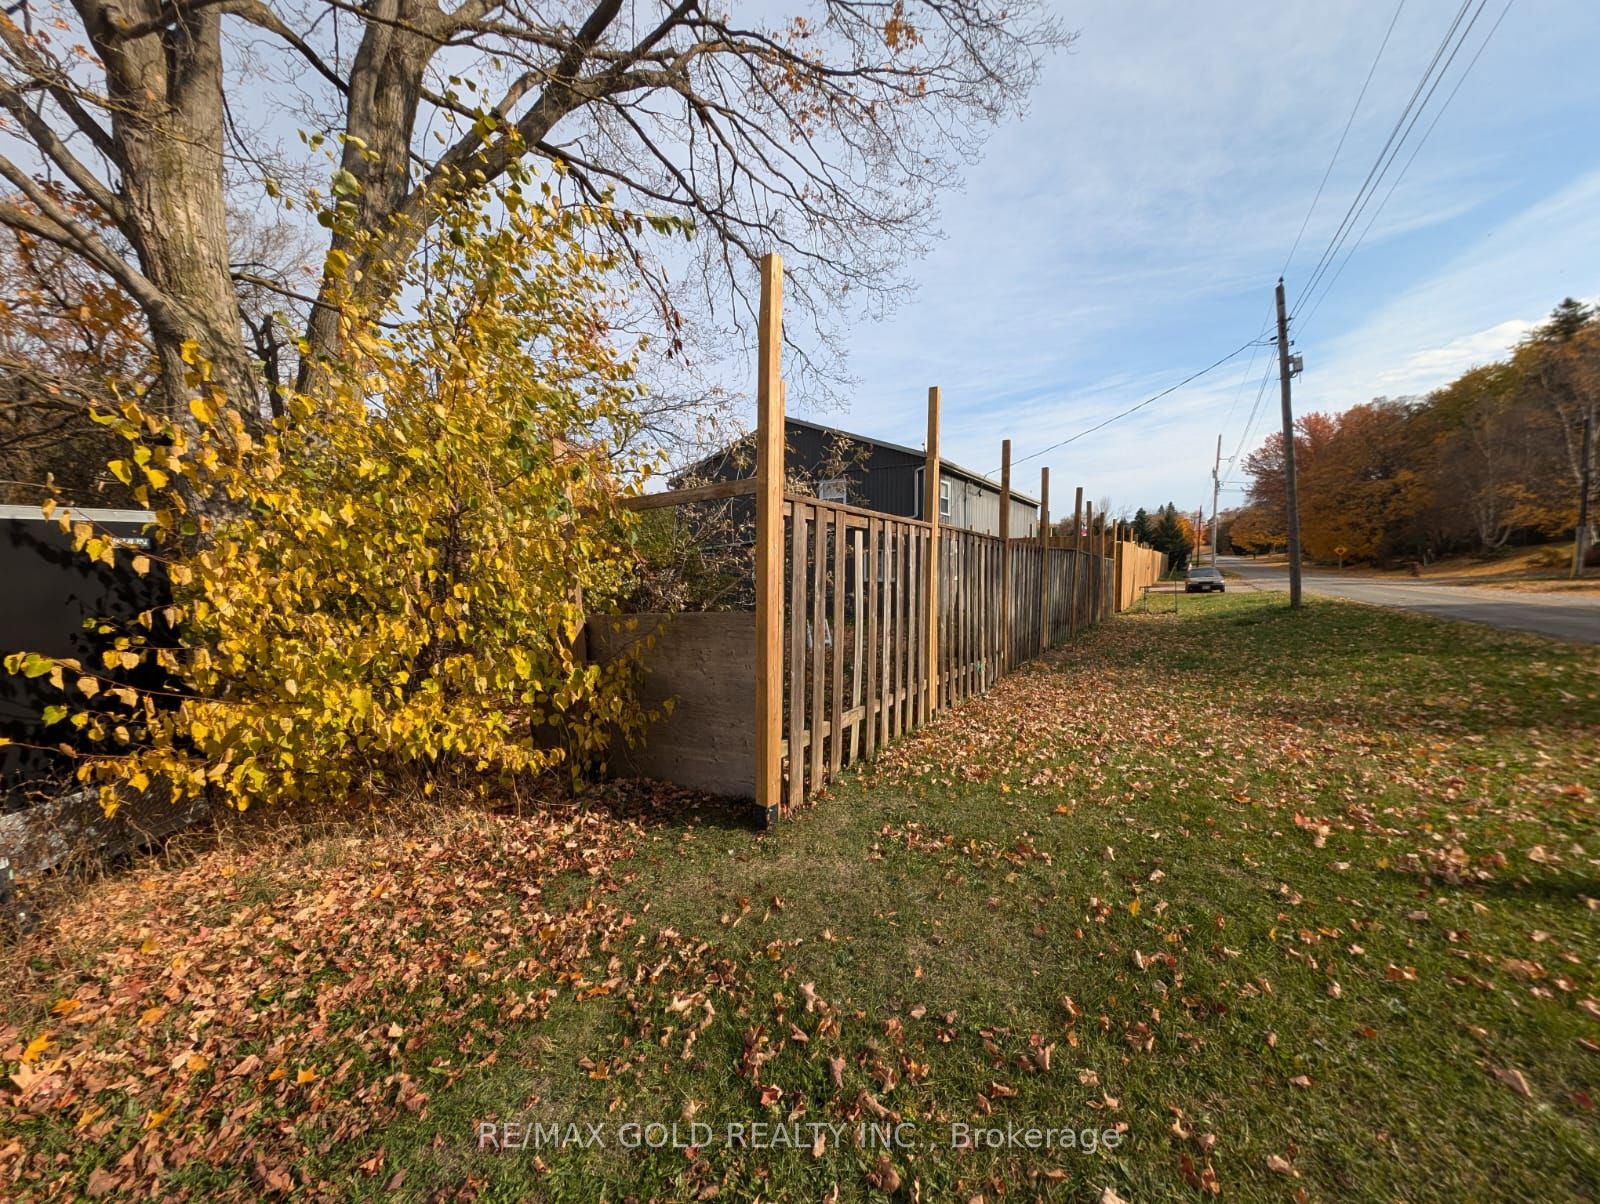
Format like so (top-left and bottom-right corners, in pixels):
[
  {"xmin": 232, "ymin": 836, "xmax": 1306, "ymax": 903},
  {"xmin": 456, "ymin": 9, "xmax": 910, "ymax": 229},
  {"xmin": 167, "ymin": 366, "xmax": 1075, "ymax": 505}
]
[
  {"xmin": 1235, "ymin": 297, "xmax": 1599, "ymax": 567},
  {"xmin": 1511, "ymin": 301, "xmax": 1599, "ymax": 561},
  {"xmin": 1296, "ymin": 402, "xmax": 1430, "ymax": 562},
  {"xmin": 1146, "ymin": 503, "xmax": 1192, "ymax": 570},
  {"xmin": 0, "ymin": 0, "xmax": 1064, "ymax": 455},
  {"xmin": 1227, "ymin": 505, "xmax": 1277, "ymax": 556},
  {"xmin": 0, "ymin": 202, "xmax": 154, "ymax": 504}
]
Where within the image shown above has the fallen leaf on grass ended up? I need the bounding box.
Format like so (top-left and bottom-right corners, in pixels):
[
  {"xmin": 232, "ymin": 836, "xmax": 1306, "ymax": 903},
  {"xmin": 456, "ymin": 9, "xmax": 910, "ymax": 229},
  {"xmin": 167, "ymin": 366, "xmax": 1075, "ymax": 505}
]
[
  {"xmin": 827, "ymin": 1055, "xmax": 846, "ymax": 1090},
  {"xmin": 1490, "ymin": 1067, "xmax": 1533, "ymax": 1098},
  {"xmin": 1180, "ymin": 1154, "xmax": 1220, "ymax": 1195},
  {"xmin": 866, "ymin": 1155, "xmax": 901, "ymax": 1193},
  {"xmin": 20, "ymin": 1033, "xmax": 52, "ymax": 1064}
]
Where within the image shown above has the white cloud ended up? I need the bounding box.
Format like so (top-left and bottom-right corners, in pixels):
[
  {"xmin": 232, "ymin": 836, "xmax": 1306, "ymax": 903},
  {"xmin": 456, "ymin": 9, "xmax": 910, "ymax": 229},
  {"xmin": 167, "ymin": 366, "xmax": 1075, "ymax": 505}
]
[
  {"xmin": 1371, "ymin": 319, "xmax": 1536, "ymax": 395},
  {"xmin": 1306, "ymin": 168, "xmax": 1600, "ymax": 410}
]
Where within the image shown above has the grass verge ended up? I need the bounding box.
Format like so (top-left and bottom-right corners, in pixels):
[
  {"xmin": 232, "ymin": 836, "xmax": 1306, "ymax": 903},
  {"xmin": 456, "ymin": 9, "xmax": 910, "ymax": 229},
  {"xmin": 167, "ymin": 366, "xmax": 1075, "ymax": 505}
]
[{"xmin": 5, "ymin": 593, "xmax": 1598, "ymax": 1201}]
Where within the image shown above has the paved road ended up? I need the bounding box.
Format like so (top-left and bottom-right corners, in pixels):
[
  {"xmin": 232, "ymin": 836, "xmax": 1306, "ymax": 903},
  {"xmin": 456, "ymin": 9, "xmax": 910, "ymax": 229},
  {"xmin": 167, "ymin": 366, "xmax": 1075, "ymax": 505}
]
[{"xmin": 1221, "ymin": 557, "xmax": 1600, "ymax": 645}]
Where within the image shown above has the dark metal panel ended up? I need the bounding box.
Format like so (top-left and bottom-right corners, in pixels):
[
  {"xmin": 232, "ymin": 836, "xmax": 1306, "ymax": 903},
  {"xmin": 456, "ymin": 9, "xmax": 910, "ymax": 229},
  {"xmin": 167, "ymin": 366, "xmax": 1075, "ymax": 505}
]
[{"xmin": 1, "ymin": 516, "xmax": 171, "ymax": 809}]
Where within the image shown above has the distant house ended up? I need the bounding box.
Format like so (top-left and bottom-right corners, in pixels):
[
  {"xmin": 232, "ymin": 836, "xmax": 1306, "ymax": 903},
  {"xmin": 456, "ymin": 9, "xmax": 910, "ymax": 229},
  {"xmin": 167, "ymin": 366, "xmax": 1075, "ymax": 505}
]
[{"xmin": 679, "ymin": 417, "xmax": 1040, "ymax": 537}]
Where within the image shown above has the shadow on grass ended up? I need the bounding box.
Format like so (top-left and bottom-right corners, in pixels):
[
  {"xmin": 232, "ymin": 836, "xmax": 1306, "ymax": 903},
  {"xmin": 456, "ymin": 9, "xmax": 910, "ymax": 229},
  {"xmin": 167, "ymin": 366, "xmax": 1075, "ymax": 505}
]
[{"xmin": 580, "ymin": 777, "xmax": 757, "ymax": 834}]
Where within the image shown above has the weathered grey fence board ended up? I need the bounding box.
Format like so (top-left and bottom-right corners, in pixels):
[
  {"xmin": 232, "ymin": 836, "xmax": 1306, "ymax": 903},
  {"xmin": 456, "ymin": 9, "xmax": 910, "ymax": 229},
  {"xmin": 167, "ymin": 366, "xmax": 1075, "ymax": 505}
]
[{"xmin": 587, "ymin": 613, "xmax": 757, "ymax": 798}]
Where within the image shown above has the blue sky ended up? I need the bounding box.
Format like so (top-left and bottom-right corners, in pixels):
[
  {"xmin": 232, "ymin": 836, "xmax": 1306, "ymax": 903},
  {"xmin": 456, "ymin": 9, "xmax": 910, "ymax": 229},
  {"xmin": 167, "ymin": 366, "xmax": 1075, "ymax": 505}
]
[{"xmin": 779, "ymin": 0, "xmax": 1600, "ymax": 519}]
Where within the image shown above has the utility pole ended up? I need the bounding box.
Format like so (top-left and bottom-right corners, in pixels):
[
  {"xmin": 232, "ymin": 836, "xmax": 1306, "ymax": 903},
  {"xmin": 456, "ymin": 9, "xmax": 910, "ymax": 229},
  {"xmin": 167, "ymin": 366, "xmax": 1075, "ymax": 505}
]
[
  {"xmin": 1210, "ymin": 433, "xmax": 1222, "ymax": 566},
  {"xmin": 1276, "ymin": 278, "xmax": 1303, "ymax": 608},
  {"xmin": 1575, "ymin": 405, "xmax": 1595, "ymax": 579}
]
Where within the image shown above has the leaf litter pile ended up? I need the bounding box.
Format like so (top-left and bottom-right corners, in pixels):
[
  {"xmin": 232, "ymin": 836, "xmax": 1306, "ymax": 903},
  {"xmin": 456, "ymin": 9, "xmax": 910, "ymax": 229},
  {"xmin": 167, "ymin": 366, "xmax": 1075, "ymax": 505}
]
[
  {"xmin": 5, "ymin": 592, "xmax": 1599, "ymax": 1201},
  {"xmin": 0, "ymin": 786, "xmax": 718, "ymax": 1200}
]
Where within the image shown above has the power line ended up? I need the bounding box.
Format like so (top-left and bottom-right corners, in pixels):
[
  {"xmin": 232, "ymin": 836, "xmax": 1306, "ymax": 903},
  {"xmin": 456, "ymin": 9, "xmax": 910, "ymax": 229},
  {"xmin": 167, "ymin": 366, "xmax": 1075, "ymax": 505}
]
[
  {"xmin": 1280, "ymin": 0, "xmax": 1409, "ymax": 280},
  {"xmin": 1298, "ymin": 0, "xmax": 1492, "ymax": 323},
  {"xmin": 1221, "ymin": 354, "xmax": 1278, "ymax": 489},
  {"xmin": 1297, "ymin": 0, "xmax": 1515, "ymax": 337},
  {"xmin": 1003, "ymin": 339, "xmax": 1270, "ymax": 472},
  {"xmin": 1219, "ymin": 0, "xmax": 1510, "ymax": 506},
  {"xmin": 1220, "ymin": 0, "xmax": 1411, "ymax": 495},
  {"xmin": 1219, "ymin": 303, "xmax": 1277, "ymax": 436},
  {"xmin": 1294, "ymin": 0, "xmax": 1477, "ymax": 316}
]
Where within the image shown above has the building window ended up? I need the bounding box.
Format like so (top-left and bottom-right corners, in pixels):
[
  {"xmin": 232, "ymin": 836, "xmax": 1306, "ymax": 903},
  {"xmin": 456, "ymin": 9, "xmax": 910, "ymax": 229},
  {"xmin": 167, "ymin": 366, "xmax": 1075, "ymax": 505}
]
[
  {"xmin": 818, "ymin": 477, "xmax": 848, "ymax": 504},
  {"xmin": 939, "ymin": 479, "xmax": 952, "ymax": 520}
]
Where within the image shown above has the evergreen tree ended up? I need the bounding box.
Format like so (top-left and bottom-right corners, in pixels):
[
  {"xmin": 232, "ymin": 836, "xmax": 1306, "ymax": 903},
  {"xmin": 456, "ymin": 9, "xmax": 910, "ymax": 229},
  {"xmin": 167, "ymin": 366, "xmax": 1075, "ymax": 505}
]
[
  {"xmin": 1150, "ymin": 503, "xmax": 1192, "ymax": 569},
  {"xmin": 1131, "ymin": 507, "xmax": 1152, "ymax": 544}
]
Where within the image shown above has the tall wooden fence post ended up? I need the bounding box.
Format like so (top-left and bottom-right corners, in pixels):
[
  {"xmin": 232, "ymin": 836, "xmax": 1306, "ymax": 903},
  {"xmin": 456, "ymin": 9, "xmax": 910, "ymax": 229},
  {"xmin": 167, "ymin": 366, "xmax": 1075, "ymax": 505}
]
[
  {"xmin": 1103, "ymin": 518, "xmax": 1113, "ymax": 620},
  {"xmin": 999, "ymin": 439, "xmax": 1011, "ymax": 673},
  {"xmin": 923, "ymin": 387, "xmax": 941, "ymax": 723},
  {"xmin": 1084, "ymin": 499, "xmax": 1094, "ymax": 628},
  {"xmin": 1070, "ymin": 486, "xmax": 1083, "ymax": 639},
  {"xmin": 1112, "ymin": 521, "xmax": 1122, "ymax": 613},
  {"xmin": 1103, "ymin": 519, "xmax": 1113, "ymax": 618},
  {"xmin": 755, "ymin": 254, "xmax": 785, "ymax": 829},
  {"xmin": 1037, "ymin": 467, "xmax": 1050, "ymax": 652}
]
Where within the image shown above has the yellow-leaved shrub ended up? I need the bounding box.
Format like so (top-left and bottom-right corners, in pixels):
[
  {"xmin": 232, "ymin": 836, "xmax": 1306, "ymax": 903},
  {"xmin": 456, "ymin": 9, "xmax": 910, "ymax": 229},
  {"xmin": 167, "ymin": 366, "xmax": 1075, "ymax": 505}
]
[{"xmin": 28, "ymin": 184, "xmax": 663, "ymax": 813}]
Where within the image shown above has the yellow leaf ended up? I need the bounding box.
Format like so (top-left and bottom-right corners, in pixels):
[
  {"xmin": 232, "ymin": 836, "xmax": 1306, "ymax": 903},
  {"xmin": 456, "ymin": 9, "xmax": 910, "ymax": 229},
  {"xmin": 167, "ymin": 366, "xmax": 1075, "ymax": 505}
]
[
  {"xmin": 139, "ymin": 937, "xmax": 158, "ymax": 954},
  {"xmin": 189, "ymin": 395, "xmax": 218, "ymax": 425},
  {"xmin": 295, "ymin": 1067, "xmax": 318, "ymax": 1084},
  {"xmin": 51, "ymin": 998, "xmax": 82, "ymax": 1017},
  {"xmin": 139, "ymin": 1005, "xmax": 165, "ymax": 1026},
  {"xmin": 21, "ymin": 1033, "xmax": 53, "ymax": 1064}
]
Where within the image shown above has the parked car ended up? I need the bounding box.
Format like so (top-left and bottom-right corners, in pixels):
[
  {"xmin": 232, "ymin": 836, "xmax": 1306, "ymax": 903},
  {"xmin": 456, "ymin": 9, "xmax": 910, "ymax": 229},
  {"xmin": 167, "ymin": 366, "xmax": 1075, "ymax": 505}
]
[{"xmin": 1185, "ymin": 566, "xmax": 1226, "ymax": 593}]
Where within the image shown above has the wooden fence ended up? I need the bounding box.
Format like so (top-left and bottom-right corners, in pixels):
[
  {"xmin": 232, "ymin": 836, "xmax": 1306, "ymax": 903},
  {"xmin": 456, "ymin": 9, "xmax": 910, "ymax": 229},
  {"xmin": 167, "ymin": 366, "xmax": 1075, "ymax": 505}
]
[{"xmin": 611, "ymin": 254, "xmax": 1166, "ymax": 825}]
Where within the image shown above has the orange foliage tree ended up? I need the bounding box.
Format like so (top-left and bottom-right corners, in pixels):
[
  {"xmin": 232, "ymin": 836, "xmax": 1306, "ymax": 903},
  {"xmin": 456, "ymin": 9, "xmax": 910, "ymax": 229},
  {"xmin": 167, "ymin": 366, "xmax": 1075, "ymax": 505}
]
[
  {"xmin": 0, "ymin": 193, "xmax": 155, "ymax": 504},
  {"xmin": 1238, "ymin": 298, "xmax": 1598, "ymax": 565}
]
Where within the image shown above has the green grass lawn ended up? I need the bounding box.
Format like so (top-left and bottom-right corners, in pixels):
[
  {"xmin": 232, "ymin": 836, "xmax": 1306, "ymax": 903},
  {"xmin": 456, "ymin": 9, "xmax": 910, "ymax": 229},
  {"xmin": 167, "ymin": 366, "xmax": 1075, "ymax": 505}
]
[
  {"xmin": 346, "ymin": 593, "xmax": 1600, "ymax": 1201},
  {"xmin": 5, "ymin": 593, "xmax": 1596, "ymax": 1201}
]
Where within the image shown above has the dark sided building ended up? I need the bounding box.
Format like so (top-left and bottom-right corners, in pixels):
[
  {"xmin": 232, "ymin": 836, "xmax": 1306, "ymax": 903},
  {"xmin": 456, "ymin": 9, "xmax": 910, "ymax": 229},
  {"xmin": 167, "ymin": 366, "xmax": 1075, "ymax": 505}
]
[
  {"xmin": 679, "ymin": 417, "xmax": 1041, "ymax": 536},
  {"xmin": 1, "ymin": 506, "xmax": 168, "ymax": 811}
]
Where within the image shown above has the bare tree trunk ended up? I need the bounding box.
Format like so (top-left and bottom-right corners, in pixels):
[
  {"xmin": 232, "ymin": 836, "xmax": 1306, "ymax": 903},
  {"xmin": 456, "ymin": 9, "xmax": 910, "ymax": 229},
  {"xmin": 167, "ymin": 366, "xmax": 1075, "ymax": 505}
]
[
  {"xmin": 299, "ymin": 0, "xmax": 627, "ymax": 388},
  {"xmin": 298, "ymin": 0, "xmax": 434, "ymax": 394},
  {"xmin": 86, "ymin": 3, "xmax": 258, "ymax": 418}
]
